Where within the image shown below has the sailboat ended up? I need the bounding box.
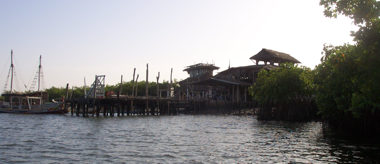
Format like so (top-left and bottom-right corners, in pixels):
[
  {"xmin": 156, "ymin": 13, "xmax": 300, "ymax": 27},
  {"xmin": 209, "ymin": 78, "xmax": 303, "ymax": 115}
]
[{"xmin": 0, "ymin": 50, "xmax": 66, "ymax": 114}]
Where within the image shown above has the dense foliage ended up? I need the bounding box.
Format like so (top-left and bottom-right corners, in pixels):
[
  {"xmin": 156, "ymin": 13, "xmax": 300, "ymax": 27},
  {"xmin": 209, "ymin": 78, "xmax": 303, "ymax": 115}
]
[
  {"xmin": 249, "ymin": 64, "xmax": 316, "ymax": 121},
  {"xmin": 250, "ymin": 64, "xmax": 313, "ymax": 105},
  {"xmin": 315, "ymin": 0, "xmax": 380, "ymax": 134}
]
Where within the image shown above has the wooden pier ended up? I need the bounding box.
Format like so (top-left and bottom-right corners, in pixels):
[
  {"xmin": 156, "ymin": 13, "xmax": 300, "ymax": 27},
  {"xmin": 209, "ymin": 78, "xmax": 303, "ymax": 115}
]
[
  {"xmin": 64, "ymin": 96, "xmax": 253, "ymax": 117},
  {"xmin": 65, "ymin": 96, "xmax": 180, "ymax": 117},
  {"xmin": 62, "ymin": 63, "xmax": 255, "ymax": 117}
]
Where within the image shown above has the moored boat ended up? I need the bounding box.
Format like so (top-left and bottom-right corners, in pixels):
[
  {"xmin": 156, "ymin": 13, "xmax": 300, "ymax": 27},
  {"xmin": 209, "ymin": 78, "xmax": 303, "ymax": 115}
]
[
  {"xmin": 0, "ymin": 50, "xmax": 67, "ymax": 114},
  {"xmin": 0, "ymin": 92, "xmax": 66, "ymax": 114}
]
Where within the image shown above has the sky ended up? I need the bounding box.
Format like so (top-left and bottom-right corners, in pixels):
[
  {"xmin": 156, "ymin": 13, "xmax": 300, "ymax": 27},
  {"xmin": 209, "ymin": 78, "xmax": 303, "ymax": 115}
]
[{"xmin": 0, "ymin": 0, "xmax": 357, "ymax": 92}]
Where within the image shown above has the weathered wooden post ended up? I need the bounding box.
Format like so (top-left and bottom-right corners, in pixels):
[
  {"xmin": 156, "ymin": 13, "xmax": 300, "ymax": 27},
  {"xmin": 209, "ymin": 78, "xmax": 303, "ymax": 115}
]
[
  {"xmin": 116, "ymin": 103, "xmax": 120, "ymax": 116},
  {"xmin": 126, "ymin": 101, "xmax": 130, "ymax": 116},
  {"xmin": 111, "ymin": 103, "xmax": 115, "ymax": 117},
  {"xmin": 86, "ymin": 102, "xmax": 90, "ymax": 117},
  {"xmin": 64, "ymin": 83, "xmax": 69, "ymax": 112},
  {"xmin": 118, "ymin": 75, "xmax": 123, "ymax": 99},
  {"xmin": 145, "ymin": 64, "xmax": 149, "ymax": 115},
  {"xmin": 96, "ymin": 104, "xmax": 100, "ymax": 117},
  {"xmin": 71, "ymin": 102, "xmax": 74, "ymax": 116},
  {"xmin": 133, "ymin": 74, "xmax": 139, "ymax": 115},
  {"xmin": 70, "ymin": 87, "xmax": 74, "ymax": 115},
  {"xmin": 118, "ymin": 75, "xmax": 123, "ymax": 117},
  {"xmin": 130, "ymin": 68, "xmax": 136, "ymax": 114},
  {"xmin": 135, "ymin": 75, "xmax": 139, "ymax": 97},
  {"xmin": 76, "ymin": 102, "xmax": 80, "ymax": 116},
  {"xmin": 155, "ymin": 72, "xmax": 160, "ymax": 115},
  {"xmin": 82, "ymin": 102, "xmax": 86, "ymax": 117},
  {"xmin": 121, "ymin": 103, "xmax": 125, "ymax": 116},
  {"xmin": 70, "ymin": 87, "xmax": 74, "ymax": 100},
  {"xmin": 168, "ymin": 68, "xmax": 173, "ymax": 114},
  {"xmin": 132, "ymin": 68, "xmax": 136, "ymax": 96},
  {"xmin": 91, "ymin": 99, "xmax": 95, "ymax": 117},
  {"xmin": 103, "ymin": 103, "xmax": 107, "ymax": 116}
]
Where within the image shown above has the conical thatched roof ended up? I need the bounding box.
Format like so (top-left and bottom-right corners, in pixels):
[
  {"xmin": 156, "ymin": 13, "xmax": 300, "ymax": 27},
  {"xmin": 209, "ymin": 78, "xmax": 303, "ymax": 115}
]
[{"xmin": 250, "ymin": 48, "xmax": 300, "ymax": 63}]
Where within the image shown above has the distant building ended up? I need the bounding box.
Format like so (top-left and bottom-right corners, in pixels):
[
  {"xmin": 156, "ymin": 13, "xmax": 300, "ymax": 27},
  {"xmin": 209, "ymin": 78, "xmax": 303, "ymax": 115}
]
[
  {"xmin": 183, "ymin": 63, "xmax": 219, "ymax": 79},
  {"xmin": 178, "ymin": 63, "xmax": 219, "ymax": 101},
  {"xmin": 177, "ymin": 48, "xmax": 300, "ymax": 103}
]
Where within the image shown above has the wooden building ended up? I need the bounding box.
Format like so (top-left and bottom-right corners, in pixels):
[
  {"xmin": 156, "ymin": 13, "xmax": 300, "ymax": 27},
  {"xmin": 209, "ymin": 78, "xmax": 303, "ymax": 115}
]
[{"xmin": 177, "ymin": 48, "xmax": 300, "ymax": 104}]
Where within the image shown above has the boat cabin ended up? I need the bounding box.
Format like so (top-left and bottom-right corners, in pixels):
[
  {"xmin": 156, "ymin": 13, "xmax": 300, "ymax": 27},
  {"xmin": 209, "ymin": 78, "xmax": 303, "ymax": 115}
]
[{"xmin": 1, "ymin": 92, "xmax": 48, "ymax": 110}]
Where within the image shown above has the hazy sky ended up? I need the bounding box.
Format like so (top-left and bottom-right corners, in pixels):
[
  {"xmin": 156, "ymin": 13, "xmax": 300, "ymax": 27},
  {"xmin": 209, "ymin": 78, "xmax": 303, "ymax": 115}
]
[{"xmin": 0, "ymin": 0, "xmax": 357, "ymax": 92}]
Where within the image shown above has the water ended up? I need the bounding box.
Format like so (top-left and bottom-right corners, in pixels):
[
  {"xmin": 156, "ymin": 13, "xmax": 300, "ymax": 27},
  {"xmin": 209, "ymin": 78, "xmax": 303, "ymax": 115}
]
[{"xmin": 0, "ymin": 114, "xmax": 379, "ymax": 163}]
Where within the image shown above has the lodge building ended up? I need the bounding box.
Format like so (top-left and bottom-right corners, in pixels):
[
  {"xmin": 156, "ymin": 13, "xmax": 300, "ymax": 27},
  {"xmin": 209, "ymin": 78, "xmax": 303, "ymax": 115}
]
[{"xmin": 177, "ymin": 48, "xmax": 300, "ymax": 103}]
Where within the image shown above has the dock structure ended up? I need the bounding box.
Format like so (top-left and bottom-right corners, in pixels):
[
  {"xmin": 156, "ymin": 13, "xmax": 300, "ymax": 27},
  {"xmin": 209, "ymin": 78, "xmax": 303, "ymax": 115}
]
[
  {"xmin": 65, "ymin": 96, "xmax": 252, "ymax": 117},
  {"xmin": 64, "ymin": 47, "xmax": 304, "ymax": 118},
  {"xmin": 65, "ymin": 97, "xmax": 181, "ymax": 117},
  {"xmin": 63, "ymin": 64, "xmax": 251, "ymax": 117}
]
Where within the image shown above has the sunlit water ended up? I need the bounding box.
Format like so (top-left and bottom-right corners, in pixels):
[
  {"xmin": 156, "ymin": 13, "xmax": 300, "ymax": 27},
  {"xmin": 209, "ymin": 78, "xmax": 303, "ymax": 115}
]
[{"xmin": 0, "ymin": 114, "xmax": 379, "ymax": 163}]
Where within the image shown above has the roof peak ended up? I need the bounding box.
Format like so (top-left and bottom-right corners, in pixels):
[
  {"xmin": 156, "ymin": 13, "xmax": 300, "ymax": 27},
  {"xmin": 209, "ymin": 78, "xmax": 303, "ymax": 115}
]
[{"xmin": 250, "ymin": 48, "xmax": 300, "ymax": 63}]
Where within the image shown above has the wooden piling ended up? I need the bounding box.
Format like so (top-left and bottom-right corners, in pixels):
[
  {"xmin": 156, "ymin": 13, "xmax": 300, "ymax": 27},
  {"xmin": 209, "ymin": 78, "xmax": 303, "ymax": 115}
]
[
  {"xmin": 103, "ymin": 104, "xmax": 107, "ymax": 116},
  {"xmin": 76, "ymin": 102, "xmax": 80, "ymax": 116},
  {"xmin": 145, "ymin": 64, "xmax": 149, "ymax": 115},
  {"xmin": 132, "ymin": 68, "xmax": 136, "ymax": 96},
  {"xmin": 82, "ymin": 103, "xmax": 86, "ymax": 117},
  {"xmin": 156, "ymin": 72, "xmax": 160, "ymax": 115},
  {"xmin": 96, "ymin": 104, "xmax": 100, "ymax": 117},
  {"xmin": 135, "ymin": 74, "xmax": 139, "ymax": 97},
  {"xmin": 64, "ymin": 83, "xmax": 69, "ymax": 112},
  {"xmin": 118, "ymin": 75, "xmax": 123, "ymax": 99},
  {"xmin": 117, "ymin": 103, "xmax": 120, "ymax": 116}
]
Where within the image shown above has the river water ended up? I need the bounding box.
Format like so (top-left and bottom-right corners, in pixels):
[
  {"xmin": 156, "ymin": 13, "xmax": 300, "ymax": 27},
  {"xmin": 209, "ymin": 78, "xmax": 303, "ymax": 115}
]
[{"xmin": 0, "ymin": 114, "xmax": 379, "ymax": 163}]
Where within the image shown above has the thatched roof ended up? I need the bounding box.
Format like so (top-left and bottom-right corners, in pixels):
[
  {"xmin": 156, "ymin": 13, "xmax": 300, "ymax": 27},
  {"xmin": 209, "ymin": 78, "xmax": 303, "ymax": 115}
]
[
  {"xmin": 250, "ymin": 48, "xmax": 300, "ymax": 63},
  {"xmin": 183, "ymin": 63, "xmax": 219, "ymax": 72},
  {"xmin": 215, "ymin": 65, "xmax": 276, "ymax": 78}
]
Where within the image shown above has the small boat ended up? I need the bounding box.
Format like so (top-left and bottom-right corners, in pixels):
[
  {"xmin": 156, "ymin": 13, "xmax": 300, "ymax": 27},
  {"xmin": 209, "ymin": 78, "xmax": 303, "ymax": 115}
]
[{"xmin": 0, "ymin": 50, "xmax": 67, "ymax": 114}]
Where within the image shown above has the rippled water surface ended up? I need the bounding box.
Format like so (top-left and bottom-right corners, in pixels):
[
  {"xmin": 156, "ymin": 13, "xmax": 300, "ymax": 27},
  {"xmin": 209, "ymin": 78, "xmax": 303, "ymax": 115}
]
[{"xmin": 0, "ymin": 114, "xmax": 379, "ymax": 163}]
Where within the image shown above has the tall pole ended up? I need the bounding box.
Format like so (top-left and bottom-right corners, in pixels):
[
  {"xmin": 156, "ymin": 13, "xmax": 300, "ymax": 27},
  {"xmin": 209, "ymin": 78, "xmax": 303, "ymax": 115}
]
[
  {"xmin": 10, "ymin": 50, "xmax": 14, "ymax": 110},
  {"xmin": 118, "ymin": 75, "xmax": 123, "ymax": 99},
  {"xmin": 132, "ymin": 68, "xmax": 136, "ymax": 97},
  {"xmin": 38, "ymin": 55, "xmax": 41, "ymax": 92},
  {"xmin": 169, "ymin": 68, "xmax": 173, "ymax": 97},
  {"xmin": 156, "ymin": 72, "xmax": 160, "ymax": 115},
  {"xmin": 10, "ymin": 50, "xmax": 14, "ymax": 94},
  {"xmin": 135, "ymin": 75, "xmax": 139, "ymax": 96},
  {"xmin": 84, "ymin": 77, "xmax": 87, "ymax": 98},
  {"xmin": 145, "ymin": 64, "xmax": 149, "ymax": 114}
]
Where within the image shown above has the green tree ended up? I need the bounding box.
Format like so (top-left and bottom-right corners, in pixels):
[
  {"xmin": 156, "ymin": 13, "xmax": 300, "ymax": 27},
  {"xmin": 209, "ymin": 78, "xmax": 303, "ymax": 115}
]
[
  {"xmin": 249, "ymin": 64, "xmax": 315, "ymax": 121},
  {"xmin": 315, "ymin": 0, "xmax": 380, "ymax": 134},
  {"xmin": 45, "ymin": 87, "xmax": 66, "ymax": 101}
]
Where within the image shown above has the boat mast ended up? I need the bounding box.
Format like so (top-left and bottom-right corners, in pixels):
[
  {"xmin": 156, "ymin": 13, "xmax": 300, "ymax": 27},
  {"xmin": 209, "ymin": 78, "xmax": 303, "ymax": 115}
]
[
  {"xmin": 38, "ymin": 55, "xmax": 41, "ymax": 92},
  {"xmin": 10, "ymin": 50, "xmax": 14, "ymax": 94},
  {"xmin": 10, "ymin": 50, "xmax": 14, "ymax": 110}
]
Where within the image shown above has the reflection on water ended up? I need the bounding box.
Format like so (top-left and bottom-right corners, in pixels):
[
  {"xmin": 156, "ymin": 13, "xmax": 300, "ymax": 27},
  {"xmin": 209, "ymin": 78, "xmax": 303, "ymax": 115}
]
[{"xmin": 0, "ymin": 114, "xmax": 379, "ymax": 163}]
